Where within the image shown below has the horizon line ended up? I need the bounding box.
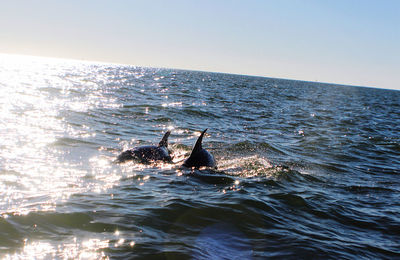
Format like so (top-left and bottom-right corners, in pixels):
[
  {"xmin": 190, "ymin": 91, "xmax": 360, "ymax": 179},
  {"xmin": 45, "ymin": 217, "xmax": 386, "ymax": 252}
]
[{"xmin": 1, "ymin": 52, "xmax": 397, "ymax": 92}]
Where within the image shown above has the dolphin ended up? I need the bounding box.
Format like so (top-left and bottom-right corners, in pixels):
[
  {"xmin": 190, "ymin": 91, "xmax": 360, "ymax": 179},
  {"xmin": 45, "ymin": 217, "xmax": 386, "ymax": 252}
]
[
  {"xmin": 116, "ymin": 131, "xmax": 172, "ymax": 163},
  {"xmin": 183, "ymin": 129, "xmax": 216, "ymax": 169}
]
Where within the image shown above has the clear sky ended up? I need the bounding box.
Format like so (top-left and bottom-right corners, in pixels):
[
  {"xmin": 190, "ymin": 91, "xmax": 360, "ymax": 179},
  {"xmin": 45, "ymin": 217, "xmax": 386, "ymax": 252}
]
[{"xmin": 0, "ymin": 0, "xmax": 399, "ymax": 90}]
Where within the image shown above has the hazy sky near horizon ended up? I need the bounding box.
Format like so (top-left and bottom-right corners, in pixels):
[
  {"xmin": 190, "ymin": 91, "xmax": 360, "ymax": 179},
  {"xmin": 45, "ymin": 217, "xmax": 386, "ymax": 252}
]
[{"xmin": 0, "ymin": 0, "xmax": 399, "ymax": 90}]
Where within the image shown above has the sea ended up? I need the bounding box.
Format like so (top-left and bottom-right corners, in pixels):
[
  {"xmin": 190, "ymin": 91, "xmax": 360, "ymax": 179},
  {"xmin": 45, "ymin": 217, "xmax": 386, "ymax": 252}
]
[{"xmin": 0, "ymin": 54, "xmax": 399, "ymax": 259}]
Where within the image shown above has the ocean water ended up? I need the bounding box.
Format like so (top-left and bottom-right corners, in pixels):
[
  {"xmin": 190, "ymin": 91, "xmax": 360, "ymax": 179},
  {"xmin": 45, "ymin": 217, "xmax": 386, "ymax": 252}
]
[{"xmin": 0, "ymin": 54, "xmax": 399, "ymax": 259}]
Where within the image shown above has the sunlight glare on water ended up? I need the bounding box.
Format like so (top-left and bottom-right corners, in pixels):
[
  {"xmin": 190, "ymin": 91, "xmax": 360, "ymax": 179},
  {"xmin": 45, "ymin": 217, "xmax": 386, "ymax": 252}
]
[
  {"xmin": 0, "ymin": 54, "xmax": 123, "ymax": 216},
  {"xmin": 1, "ymin": 54, "xmax": 399, "ymax": 259},
  {"xmin": 3, "ymin": 238, "xmax": 111, "ymax": 259}
]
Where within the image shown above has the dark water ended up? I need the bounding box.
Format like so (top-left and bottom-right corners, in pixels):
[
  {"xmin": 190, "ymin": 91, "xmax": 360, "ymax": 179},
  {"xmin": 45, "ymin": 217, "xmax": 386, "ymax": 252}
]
[{"xmin": 0, "ymin": 55, "xmax": 399, "ymax": 259}]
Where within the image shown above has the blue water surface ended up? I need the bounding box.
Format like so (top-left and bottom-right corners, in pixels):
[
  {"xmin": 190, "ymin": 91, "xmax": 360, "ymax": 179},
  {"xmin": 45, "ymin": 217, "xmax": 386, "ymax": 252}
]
[{"xmin": 0, "ymin": 55, "xmax": 399, "ymax": 259}]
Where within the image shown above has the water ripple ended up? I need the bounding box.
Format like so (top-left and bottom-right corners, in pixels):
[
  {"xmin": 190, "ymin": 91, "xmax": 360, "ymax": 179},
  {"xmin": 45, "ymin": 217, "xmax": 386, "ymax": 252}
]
[{"xmin": 1, "ymin": 55, "xmax": 399, "ymax": 259}]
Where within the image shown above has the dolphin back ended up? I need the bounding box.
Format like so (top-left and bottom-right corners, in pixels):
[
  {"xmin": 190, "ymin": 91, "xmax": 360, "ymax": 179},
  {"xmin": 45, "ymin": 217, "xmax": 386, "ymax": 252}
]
[
  {"xmin": 133, "ymin": 146, "xmax": 171, "ymax": 163},
  {"xmin": 116, "ymin": 130, "xmax": 172, "ymax": 163}
]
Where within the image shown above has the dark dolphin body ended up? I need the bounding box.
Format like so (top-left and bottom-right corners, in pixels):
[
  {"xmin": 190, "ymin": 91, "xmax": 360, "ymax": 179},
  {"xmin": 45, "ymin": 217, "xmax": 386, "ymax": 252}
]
[
  {"xmin": 116, "ymin": 131, "xmax": 172, "ymax": 163},
  {"xmin": 183, "ymin": 129, "xmax": 216, "ymax": 169}
]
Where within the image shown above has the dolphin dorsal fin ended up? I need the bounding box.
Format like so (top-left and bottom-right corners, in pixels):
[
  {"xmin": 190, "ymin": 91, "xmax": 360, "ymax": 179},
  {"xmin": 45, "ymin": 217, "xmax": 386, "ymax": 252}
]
[
  {"xmin": 192, "ymin": 129, "xmax": 207, "ymax": 153},
  {"xmin": 158, "ymin": 131, "xmax": 171, "ymax": 147}
]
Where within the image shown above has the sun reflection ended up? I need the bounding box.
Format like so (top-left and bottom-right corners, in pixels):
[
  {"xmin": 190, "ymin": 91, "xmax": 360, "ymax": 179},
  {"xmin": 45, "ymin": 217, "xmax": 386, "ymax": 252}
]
[
  {"xmin": 0, "ymin": 54, "xmax": 144, "ymax": 258},
  {"xmin": 161, "ymin": 102, "xmax": 183, "ymax": 107},
  {"xmin": 22, "ymin": 241, "xmax": 55, "ymax": 258},
  {"xmin": 4, "ymin": 238, "xmax": 112, "ymax": 259},
  {"xmin": 0, "ymin": 54, "xmax": 124, "ymax": 217},
  {"xmin": 115, "ymin": 238, "xmax": 125, "ymax": 247}
]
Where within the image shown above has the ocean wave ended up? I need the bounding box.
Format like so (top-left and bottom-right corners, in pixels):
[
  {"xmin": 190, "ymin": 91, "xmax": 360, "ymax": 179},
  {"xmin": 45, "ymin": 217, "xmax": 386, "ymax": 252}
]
[{"xmin": 2, "ymin": 57, "xmax": 400, "ymax": 259}]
